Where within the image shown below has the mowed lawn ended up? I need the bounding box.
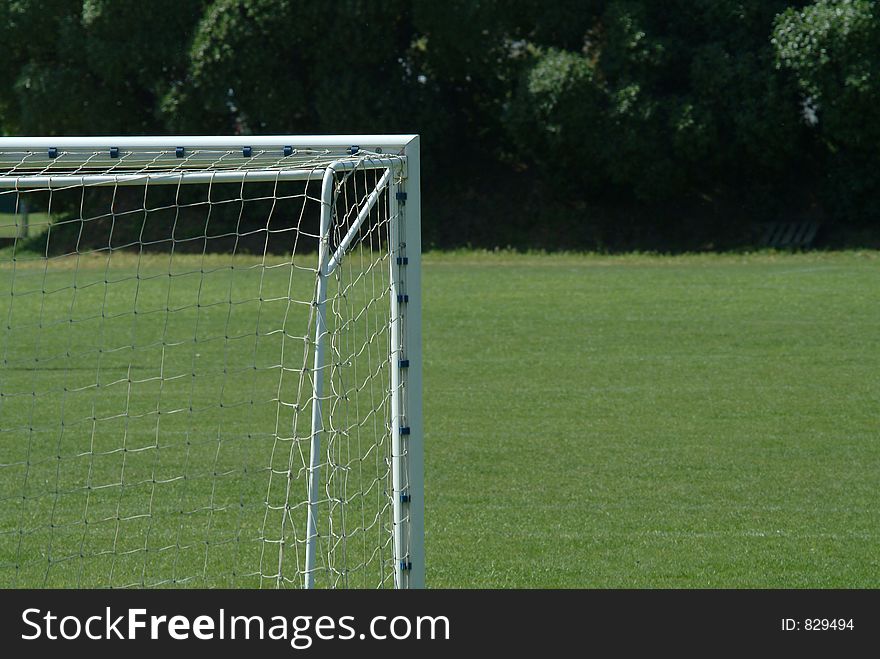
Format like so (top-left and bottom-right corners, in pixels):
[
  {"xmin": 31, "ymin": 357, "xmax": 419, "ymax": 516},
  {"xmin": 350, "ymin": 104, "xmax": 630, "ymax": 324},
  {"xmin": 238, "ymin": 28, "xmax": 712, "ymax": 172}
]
[
  {"xmin": 1, "ymin": 248, "xmax": 878, "ymax": 587},
  {"xmin": 0, "ymin": 212, "xmax": 51, "ymax": 239},
  {"xmin": 0, "ymin": 250, "xmax": 396, "ymax": 589},
  {"xmin": 424, "ymin": 251, "xmax": 880, "ymax": 588}
]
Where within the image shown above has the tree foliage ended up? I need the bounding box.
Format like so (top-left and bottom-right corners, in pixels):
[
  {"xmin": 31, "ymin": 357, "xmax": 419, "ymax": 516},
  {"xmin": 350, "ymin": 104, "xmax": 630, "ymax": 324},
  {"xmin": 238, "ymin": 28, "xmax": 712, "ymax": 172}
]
[
  {"xmin": 774, "ymin": 0, "xmax": 880, "ymax": 223},
  {"xmin": 0, "ymin": 0, "xmax": 874, "ymax": 248},
  {"xmin": 0, "ymin": 0, "xmax": 202, "ymax": 134}
]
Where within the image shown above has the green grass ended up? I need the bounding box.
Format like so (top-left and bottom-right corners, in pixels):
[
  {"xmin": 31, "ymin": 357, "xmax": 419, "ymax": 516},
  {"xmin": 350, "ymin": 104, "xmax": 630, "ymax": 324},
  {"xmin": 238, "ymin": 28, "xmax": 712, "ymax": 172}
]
[
  {"xmin": 0, "ymin": 212, "xmax": 52, "ymax": 239},
  {"xmin": 425, "ymin": 250, "xmax": 880, "ymax": 587},
  {"xmin": 1, "ymin": 248, "xmax": 879, "ymax": 587},
  {"xmin": 0, "ymin": 250, "xmax": 396, "ymax": 588}
]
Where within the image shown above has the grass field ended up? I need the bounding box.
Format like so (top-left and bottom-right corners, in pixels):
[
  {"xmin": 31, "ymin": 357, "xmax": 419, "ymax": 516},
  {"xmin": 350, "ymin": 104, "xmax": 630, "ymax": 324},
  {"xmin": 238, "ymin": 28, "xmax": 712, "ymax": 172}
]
[
  {"xmin": 425, "ymin": 250, "xmax": 880, "ymax": 588},
  {"xmin": 0, "ymin": 212, "xmax": 51, "ymax": 239},
  {"xmin": 0, "ymin": 248, "xmax": 397, "ymax": 588},
  {"xmin": 1, "ymin": 248, "xmax": 878, "ymax": 587}
]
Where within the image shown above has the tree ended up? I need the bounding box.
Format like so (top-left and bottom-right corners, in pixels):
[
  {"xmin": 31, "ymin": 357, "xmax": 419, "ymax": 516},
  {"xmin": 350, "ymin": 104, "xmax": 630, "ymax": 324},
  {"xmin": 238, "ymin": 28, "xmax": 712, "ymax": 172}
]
[
  {"xmin": 0, "ymin": 0, "xmax": 872, "ymax": 248},
  {"xmin": 774, "ymin": 0, "xmax": 880, "ymax": 223},
  {"xmin": 0, "ymin": 0, "xmax": 202, "ymax": 135},
  {"xmin": 505, "ymin": 1, "xmax": 809, "ymax": 209},
  {"xmin": 169, "ymin": 1, "xmax": 419, "ymax": 133}
]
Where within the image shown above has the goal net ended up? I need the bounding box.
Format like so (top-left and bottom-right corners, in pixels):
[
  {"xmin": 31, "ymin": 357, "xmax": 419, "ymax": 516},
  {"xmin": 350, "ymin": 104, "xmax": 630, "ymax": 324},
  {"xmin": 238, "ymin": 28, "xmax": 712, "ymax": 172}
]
[{"xmin": 0, "ymin": 136, "xmax": 423, "ymax": 589}]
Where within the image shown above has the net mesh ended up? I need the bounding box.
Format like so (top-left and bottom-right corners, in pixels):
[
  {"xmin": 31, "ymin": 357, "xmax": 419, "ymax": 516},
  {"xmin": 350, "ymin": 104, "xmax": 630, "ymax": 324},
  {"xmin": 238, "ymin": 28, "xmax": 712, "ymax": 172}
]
[{"xmin": 0, "ymin": 146, "xmax": 404, "ymax": 588}]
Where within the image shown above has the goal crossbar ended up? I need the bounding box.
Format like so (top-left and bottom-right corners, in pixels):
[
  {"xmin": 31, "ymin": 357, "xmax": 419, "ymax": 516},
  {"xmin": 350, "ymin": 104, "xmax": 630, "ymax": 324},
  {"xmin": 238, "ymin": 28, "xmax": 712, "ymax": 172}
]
[
  {"xmin": 0, "ymin": 135, "xmax": 417, "ymax": 151},
  {"xmin": 0, "ymin": 169, "xmax": 327, "ymax": 188}
]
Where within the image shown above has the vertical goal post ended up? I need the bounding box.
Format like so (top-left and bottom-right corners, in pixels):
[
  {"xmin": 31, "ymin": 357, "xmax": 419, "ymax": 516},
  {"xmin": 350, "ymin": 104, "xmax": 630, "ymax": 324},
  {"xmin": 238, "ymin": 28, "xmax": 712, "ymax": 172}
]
[{"xmin": 0, "ymin": 135, "xmax": 423, "ymax": 589}]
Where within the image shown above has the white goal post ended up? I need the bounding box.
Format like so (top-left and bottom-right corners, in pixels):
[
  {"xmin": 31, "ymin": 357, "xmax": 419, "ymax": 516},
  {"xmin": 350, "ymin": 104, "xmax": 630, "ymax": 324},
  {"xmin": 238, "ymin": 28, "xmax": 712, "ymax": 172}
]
[{"xmin": 0, "ymin": 135, "xmax": 423, "ymax": 589}]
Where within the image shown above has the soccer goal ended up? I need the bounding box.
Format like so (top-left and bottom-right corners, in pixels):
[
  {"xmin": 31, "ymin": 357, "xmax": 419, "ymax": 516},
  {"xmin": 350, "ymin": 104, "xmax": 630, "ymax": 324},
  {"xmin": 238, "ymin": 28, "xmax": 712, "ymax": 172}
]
[{"xmin": 0, "ymin": 135, "xmax": 423, "ymax": 589}]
